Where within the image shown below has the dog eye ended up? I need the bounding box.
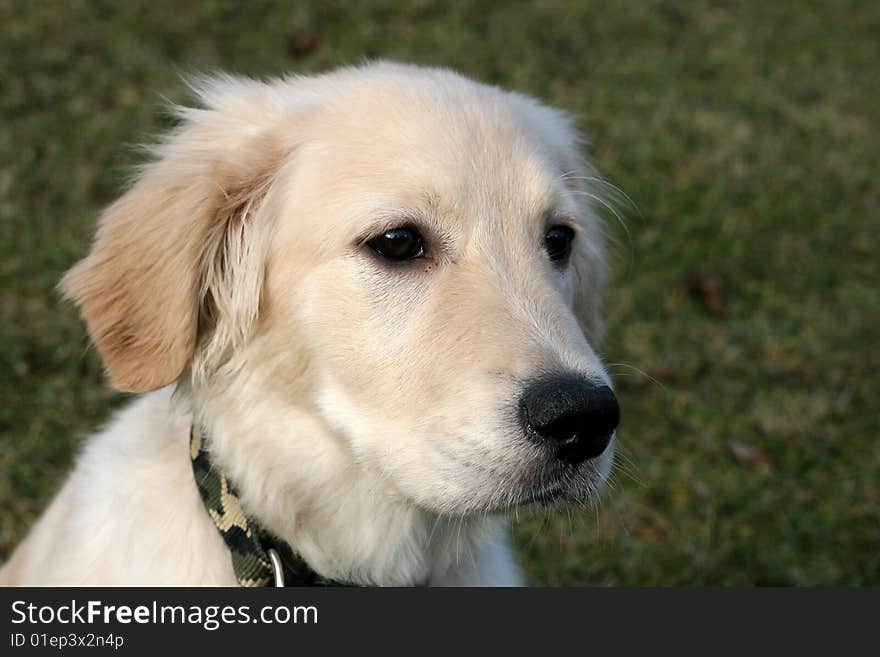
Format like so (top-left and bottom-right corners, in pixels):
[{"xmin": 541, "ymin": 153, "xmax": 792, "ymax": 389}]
[
  {"xmin": 544, "ymin": 225, "xmax": 575, "ymax": 264},
  {"xmin": 366, "ymin": 227, "xmax": 426, "ymax": 261}
]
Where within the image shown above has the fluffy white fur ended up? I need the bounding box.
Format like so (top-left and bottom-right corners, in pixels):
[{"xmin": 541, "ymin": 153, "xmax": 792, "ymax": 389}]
[{"xmin": 1, "ymin": 62, "xmax": 613, "ymax": 586}]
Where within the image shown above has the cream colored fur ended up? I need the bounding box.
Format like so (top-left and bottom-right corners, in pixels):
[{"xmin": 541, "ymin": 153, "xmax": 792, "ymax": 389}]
[{"xmin": 1, "ymin": 62, "xmax": 613, "ymax": 586}]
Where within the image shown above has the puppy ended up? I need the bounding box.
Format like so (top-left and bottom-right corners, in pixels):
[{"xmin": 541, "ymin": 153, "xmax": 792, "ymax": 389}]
[{"xmin": 0, "ymin": 62, "xmax": 618, "ymax": 586}]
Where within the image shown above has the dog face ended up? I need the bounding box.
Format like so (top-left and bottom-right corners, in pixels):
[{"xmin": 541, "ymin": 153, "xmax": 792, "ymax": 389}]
[{"xmin": 62, "ymin": 63, "xmax": 618, "ymax": 517}]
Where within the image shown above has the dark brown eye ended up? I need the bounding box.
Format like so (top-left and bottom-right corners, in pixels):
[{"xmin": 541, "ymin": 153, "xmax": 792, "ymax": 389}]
[
  {"xmin": 544, "ymin": 225, "xmax": 575, "ymax": 264},
  {"xmin": 366, "ymin": 227, "xmax": 425, "ymax": 261}
]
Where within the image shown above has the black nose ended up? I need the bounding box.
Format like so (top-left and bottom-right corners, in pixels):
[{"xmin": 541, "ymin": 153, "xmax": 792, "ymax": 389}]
[{"xmin": 520, "ymin": 375, "xmax": 619, "ymax": 465}]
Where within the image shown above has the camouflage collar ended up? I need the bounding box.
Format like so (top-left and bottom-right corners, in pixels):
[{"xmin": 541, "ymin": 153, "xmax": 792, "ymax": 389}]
[{"xmin": 189, "ymin": 424, "xmax": 350, "ymax": 587}]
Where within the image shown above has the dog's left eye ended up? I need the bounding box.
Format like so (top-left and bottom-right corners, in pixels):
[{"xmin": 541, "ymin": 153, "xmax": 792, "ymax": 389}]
[
  {"xmin": 544, "ymin": 225, "xmax": 575, "ymax": 264},
  {"xmin": 366, "ymin": 227, "xmax": 426, "ymax": 262}
]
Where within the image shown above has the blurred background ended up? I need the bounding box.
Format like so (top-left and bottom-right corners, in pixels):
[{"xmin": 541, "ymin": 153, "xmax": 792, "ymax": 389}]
[{"xmin": 1, "ymin": 1, "xmax": 877, "ymax": 585}]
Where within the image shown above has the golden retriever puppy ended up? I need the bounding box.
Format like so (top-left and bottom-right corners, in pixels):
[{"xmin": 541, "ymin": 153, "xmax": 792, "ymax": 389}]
[{"xmin": 0, "ymin": 62, "xmax": 619, "ymax": 586}]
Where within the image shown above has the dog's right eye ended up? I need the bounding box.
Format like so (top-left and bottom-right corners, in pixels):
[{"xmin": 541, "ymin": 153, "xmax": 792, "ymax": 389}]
[
  {"xmin": 366, "ymin": 227, "xmax": 426, "ymax": 262},
  {"xmin": 544, "ymin": 225, "xmax": 575, "ymax": 265}
]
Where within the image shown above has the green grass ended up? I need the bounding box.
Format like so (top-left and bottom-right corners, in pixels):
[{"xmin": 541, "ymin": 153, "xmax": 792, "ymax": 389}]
[{"xmin": 1, "ymin": 1, "xmax": 877, "ymax": 585}]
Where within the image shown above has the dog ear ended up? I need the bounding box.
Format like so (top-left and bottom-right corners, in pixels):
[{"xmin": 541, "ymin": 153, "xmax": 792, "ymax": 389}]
[
  {"xmin": 505, "ymin": 92, "xmax": 610, "ymax": 344},
  {"xmin": 565, "ymin": 158, "xmax": 609, "ymax": 345},
  {"xmin": 552, "ymin": 140, "xmax": 609, "ymax": 346},
  {"xmin": 60, "ymin": 78, "xmax": 290, "ymax": 393},
  {"xmin": 570, "ymin": 216, "xmax": 608, "ymax": 345}
]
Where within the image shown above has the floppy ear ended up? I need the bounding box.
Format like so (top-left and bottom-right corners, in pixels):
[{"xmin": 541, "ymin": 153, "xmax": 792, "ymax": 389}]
[
  {"xmin": 570, "ymin": 213, "xmax": 608, "ymax": 345},
  {"xmin": 505, "ymin": 91, "xmax": 610, "ymax": 344},
  {"xmin": 546, "ymin": 135, "xmax": 610, "ymax": 345},
  {"xmin": 566, "ymin": 154, "xmax": 609, "ymax": 344},
  {"xmin": 60, "ymin": 79, "xmax": 289, "ymax": 393}
]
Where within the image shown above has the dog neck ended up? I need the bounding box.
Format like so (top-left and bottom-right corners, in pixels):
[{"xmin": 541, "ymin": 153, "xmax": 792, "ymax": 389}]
[
  {"xmin": 189, "ymin": 422, "xmax": 353, "ymax": 586},
  {"xmin": 183, "ymin": 376, "xmax": 491, "ymax": 586}
]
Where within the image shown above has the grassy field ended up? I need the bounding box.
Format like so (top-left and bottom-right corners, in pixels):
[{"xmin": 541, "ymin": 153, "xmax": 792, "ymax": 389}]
[{"xmin": 1, "ymin": 1, "xmax": 877, "ymax": 585}]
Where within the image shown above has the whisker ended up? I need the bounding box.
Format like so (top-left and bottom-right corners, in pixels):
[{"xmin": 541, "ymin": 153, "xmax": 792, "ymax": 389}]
[
  {"xmin": 610, "ymin": 456, "xmax": 645, "ymax": 488},
  {"xmin": 568, "ymin": 189, "xmax": 631, "ymax": 241},
  {"xmin": 561, "ymin": 173, "xmax": 641, "ymax": 216},
  {"xmin": 607, "ymin": 362, "xmax": 668, "ymax": 391}
]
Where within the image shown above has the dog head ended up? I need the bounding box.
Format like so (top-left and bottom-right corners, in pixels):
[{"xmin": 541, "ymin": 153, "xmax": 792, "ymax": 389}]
[{"xmin": 62, "ymin": 62, "xmax": 618, "ymax": 517}]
